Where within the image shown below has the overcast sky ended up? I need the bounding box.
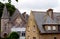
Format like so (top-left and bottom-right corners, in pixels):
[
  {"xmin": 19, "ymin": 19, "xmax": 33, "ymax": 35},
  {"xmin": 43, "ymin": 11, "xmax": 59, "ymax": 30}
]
[{"xmin": 0, "ymin": 0, "xmax": 60, "ymax": 14}]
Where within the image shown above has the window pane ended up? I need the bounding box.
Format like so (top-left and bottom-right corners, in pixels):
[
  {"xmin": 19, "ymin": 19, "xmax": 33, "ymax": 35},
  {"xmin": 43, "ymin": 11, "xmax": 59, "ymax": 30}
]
[
  {"xmin": 52, "ymin": 26, "xmax": 56, "ymax": 30},
  {"xmin": 22, "ymin": 32, "xmax": 25, "ymax": 36},
  {"xmin": 48, "ymin": 26, "xmax": 51, "ymax": 30},
  {"xmin": 17, "ymin": 31, "xmax": 20, "ymax": 36},
  {"xmin": 58, "ymin": 25, "xmax": 60, "ymax": 31}
]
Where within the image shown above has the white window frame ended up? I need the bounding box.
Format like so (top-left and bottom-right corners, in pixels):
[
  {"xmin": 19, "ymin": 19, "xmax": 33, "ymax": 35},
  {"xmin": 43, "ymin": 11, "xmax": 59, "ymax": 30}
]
[
  {"xmin": 52, "ymin": 26, "xmax": 56, "ymax": 30},
  {"xmin": 48, "ymin": 26, "xmax": 51, "ymax": 30}
]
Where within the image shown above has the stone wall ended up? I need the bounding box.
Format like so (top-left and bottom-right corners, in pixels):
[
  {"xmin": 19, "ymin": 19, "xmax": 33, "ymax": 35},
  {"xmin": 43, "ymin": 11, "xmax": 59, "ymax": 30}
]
[
  {"xmin": 39, "ymin": 34, "xmax": 60, "ymax": 39},
  {"xmin": 26, "ymin": 11, "xmax": 40, "ymax": 39},
  {"xmin": 26, "ymin": 11, "xmax": 60, "ymax": 39}
]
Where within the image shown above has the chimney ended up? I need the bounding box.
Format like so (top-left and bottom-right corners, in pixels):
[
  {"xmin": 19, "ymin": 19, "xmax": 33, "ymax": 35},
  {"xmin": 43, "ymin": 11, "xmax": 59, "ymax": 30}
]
[
  {"xmin": 47, "ymin": 9, "xmax": 54, "ymax": 19},
  {"xmin": 22, "ymin": 12, "xmax": 26, "ymax": 18}
]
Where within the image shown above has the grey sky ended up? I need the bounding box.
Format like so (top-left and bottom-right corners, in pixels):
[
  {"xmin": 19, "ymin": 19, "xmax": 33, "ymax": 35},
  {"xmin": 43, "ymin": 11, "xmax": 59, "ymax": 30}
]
[{"xmin": 0, "ymin": 0, "xmax": 60, "ymax": 14}]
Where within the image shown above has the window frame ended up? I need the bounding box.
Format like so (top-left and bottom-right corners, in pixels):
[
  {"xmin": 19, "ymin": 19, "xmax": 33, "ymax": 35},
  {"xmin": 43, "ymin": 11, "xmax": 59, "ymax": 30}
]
[
  {"xmin": 47, "ymin": 26, "xmax": 51, "ymax": 30},
  {"xmin": 21, "ymin": 31, "xmax": 25, "ymax": 36},
  {"xmin": 52, "ymin": 26, "xmax": 56, "ymax": 31},
  {"xmin": 58, "ymin": 25, "xmax": 60, "ymax": 31}
]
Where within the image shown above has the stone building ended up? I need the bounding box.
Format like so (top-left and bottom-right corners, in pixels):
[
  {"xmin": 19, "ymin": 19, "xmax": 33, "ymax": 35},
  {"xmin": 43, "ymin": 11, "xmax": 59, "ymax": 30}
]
[
  {"xmin": 26, "ymin": 9, "xmax": 60, "ymax": 39},
  {"xmin": 1, "ymin": 6, "xmax": 29, "ymax": 39}
]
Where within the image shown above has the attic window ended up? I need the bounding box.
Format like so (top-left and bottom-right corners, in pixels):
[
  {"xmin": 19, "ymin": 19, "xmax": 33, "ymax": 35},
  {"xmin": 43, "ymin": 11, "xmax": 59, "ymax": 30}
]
[
  {"xmin": 52, "ymin": 26, "xmax": 56, "ymax": 30},
  {"xmin": 48, "ymin": 26, "xmax": 51, "ymax": 30},
  {"xmin": 58, "ymin": 25, "xmax": 60, "ymax": 31}
]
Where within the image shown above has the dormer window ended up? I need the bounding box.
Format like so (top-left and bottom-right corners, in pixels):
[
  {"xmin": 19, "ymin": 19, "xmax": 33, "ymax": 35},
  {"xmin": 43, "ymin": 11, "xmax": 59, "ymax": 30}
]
[
  {"xmin": 47, "ymin": 26, "xmax": 56, "ymax": 31},
  {"xmin": 48, "ymin": 26, "xmax": 51, "ymax": 30},
  {"xmin": 52, "ymin": 26, "xmax": 56, "ymax": 30},
  {"xmin": 44, "ymin": 24, "xmax": 57, "ymax": 31},
  {"xmin": 58, "ymin": 25, "xmax": 60, "ymax": 31}
]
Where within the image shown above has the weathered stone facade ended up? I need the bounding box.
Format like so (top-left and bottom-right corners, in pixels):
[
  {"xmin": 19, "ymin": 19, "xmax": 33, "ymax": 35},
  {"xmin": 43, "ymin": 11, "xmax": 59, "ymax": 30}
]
[
  {"xmin": 26, "ymin": 11, "xmax": 40, "ymax": 39},
  {"xmin": 39, "ymin": 34, "xmax": 60, "ymax": 39}
]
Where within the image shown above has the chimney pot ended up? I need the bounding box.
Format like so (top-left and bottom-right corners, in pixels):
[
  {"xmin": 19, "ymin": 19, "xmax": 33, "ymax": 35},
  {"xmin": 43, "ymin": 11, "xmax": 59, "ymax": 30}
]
[{"xmin": 47, "ymin": 9, "xmax": 54, "ymax": 19}]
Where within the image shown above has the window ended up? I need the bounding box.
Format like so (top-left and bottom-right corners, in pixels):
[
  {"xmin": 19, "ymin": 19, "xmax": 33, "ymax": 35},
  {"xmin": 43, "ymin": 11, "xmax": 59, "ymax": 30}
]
[
  {"xmin": 48, "ymin": 26, "xmax": 51, "ymax": 30},
  {"xmin": 58, "ymin": 25, "xmax": 60, "ymax": 31},
  {"xmin": 54, "ymin": 37, "xmax": 56, "ymax": 39},
  {"xmin": 22, "ymin": 32, "xmax": 25, "ymax": 36},
  {"xmin": 52, "ymin": 26, "xmax": 56, "ymax": 30},
  {"xmin": 17, "ymin": 31, "xmax": 20, "ymax": 36},
  {"xmin": 33, "ymin": 37, "xmax": 36, "ymax": 39}
]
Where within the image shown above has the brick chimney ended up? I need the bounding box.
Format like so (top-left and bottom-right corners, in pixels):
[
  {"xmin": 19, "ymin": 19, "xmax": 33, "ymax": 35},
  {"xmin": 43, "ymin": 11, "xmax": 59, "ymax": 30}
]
[{"xmin": 47, "ymin": 9, "xmax": 54, "ymax": 19}]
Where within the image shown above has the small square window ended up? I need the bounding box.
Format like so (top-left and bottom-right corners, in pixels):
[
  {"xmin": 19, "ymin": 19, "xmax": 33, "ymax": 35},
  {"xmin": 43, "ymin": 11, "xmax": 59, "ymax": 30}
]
[
  {"xmin": 58, "ymin": 25, "xmax": 60, "ymax": 31},
  {"xmin": 48, "ymin": 26, "xmax": 51, "ymax": 30},
  {"xmin": 52, "ymin": 26, "xmax": 56, "ymax": 30},
  {"xmin": 22, "ymin": 32, "xmax": 25, "ymax": 36}
]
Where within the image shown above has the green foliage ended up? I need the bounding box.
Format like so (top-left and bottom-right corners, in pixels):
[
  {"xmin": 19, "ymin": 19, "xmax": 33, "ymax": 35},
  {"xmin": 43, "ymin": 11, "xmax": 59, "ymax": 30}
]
[
  {"xmin": 0, "ymin": 2, "xmax": 16, "ymax": 30},
  {"xmin": 0, "ymin": 2, "xmax": 16, "ymax": 18},
  {"xmin": 16, "ymin": 0, "xmax": 18, "ymax": 2},
  {"xmin": 0, "ymin": 0, "xmax": 18, "ymax": 17},
  {"xmin": 6, "ymin": 3, "xmax": 16, "ymax": 16},
  {"xmin": 8, "ymin": 0, "xmax": 18, "ymax": 3},
  {"xmin": 8, "ymin": 0, "xmax": 11, "ymax": 3},
  {"xmin": 0, "ymin": 2, "xmax": 4, "ymax": 18},
  {"xmin": 8, "ymin": 32, "xmax": 19, "ymax": 39}
]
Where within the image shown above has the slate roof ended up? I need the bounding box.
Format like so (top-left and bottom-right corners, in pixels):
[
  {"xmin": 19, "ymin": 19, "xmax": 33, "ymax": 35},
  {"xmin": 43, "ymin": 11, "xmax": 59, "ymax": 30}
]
[
  {"xmin": 11, "ymin": 9, "xmax": 26, "ymax": 23},
  {"xmin": 32, "ymin": 11, "xmax": 60, "ymax": 33},
  {"xmin": 44, "ymin": 16, "xmax": 57, "ymax": 24},
  {"xmin": 1, "ymin": 6, "xmax": 27, "ymax": 28},
  {"xmin": 1, "ymin": 6, "xmax": 28, "ymax": 23}
]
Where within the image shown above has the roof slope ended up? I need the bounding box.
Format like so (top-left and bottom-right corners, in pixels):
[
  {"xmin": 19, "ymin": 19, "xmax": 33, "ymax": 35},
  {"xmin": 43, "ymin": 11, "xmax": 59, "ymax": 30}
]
[
  {"xmin": 32, "ymin": 11, "xmax": 60, "ymax": 33},
  {"xmin": 11, "ymin": 9, "xmax": 26, "ymax": 23}
]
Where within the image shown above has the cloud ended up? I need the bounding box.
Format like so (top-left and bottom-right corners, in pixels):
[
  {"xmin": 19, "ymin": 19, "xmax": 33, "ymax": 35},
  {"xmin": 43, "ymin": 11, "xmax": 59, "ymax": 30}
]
[
  {"xmin": 17, "ymin": 0, "xmax": 58, "ymax": 10},
  {"xmin": 0, "ymin": 0, "xmax": 60, "ymax": 14}
]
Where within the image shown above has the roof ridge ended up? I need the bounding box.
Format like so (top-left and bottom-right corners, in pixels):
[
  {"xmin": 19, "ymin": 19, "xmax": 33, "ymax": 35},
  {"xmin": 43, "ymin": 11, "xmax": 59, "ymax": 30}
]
[{"xmin": 31, "ymin": 11, "xmax": 60, "ymax": 14}]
